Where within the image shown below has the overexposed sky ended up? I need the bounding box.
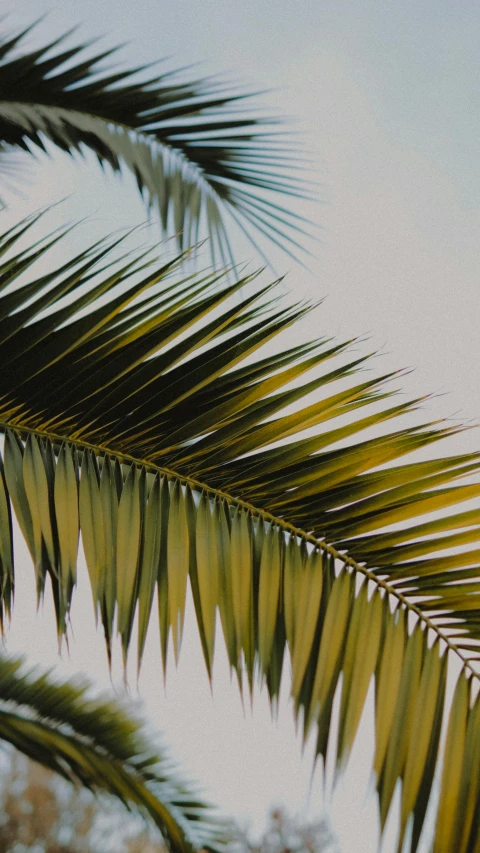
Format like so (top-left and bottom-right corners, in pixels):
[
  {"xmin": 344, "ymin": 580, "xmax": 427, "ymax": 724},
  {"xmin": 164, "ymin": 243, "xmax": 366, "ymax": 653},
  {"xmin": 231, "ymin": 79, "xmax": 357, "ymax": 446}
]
[{"xmin": 2, "ymin": 3, "xmax": 480, "ymax": 852}]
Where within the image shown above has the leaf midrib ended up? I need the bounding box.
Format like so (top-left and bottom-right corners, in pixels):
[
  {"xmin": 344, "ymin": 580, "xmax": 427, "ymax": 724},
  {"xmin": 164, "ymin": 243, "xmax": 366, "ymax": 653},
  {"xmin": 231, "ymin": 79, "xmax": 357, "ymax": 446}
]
[
  {"xmin": 0, "ymin": 99, "xmax": 215, "ymax": 191},
  {"xmin": 3, "ymin": 417, "xmax": 477, "ymax": 683}
]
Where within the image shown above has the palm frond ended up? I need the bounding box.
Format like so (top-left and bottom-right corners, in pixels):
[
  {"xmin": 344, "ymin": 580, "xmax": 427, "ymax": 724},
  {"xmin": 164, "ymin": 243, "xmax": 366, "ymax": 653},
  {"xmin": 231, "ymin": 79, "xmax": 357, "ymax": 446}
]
[
  {"xmin": 1, "ymin": 216, "xmax": 480, "ymax": 851},
  {"xmin": 0, "ymin": 652, "xmax": 227, "ymax": 853},
  {"xmin": 0, "ymin": 23, "xmax": 317, "ymax": 264}
]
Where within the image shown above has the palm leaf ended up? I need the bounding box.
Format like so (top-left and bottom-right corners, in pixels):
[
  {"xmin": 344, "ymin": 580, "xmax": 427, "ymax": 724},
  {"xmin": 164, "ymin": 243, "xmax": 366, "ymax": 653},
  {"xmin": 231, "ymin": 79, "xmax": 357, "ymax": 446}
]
[
  {"xmin": 0, "ymin": 23, "xmax": 316, "ymax": 264},
  {"xmin": 1, "ymin": 215, "xmax": 480, "ymax": 850},
  {"xmin": 0, "ymin": 653, "xmax": 227, "ymax": 853}
]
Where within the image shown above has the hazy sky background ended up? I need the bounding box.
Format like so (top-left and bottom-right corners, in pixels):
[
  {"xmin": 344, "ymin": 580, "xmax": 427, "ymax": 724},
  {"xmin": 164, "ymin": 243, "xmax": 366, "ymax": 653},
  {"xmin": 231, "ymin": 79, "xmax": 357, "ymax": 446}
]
[{"xmin": 2, "ymin": 2, "xmax": 480, "ymax": 852}]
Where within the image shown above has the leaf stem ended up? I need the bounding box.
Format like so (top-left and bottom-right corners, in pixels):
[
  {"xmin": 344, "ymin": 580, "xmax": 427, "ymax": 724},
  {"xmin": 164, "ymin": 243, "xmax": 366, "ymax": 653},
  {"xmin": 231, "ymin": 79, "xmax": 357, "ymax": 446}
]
[{"xmin": 2, "ymin": 419, "xmax": 478, "ymax": 681}]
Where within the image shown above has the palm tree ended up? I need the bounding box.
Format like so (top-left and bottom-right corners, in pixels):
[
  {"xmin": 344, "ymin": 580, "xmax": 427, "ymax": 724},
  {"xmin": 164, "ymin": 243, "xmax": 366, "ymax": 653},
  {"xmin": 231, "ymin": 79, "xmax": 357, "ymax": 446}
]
[
  {"xmin": 0, "ymin": 210, "xmax": 479, "ymax": 853},
  {"xmin": 1, "ymin": 17, "xmax": 479, "ymax": 853},
  {"xmin": 0, "ymin": 22, "xmax": 316, "ymax": 265},
  {"xmin": 0, "ymin": 653, "xmax": 226, "ymax": 853},
  {"xmin": 0, "ymin": 19, "xmax": 318, "ymax": 843}
]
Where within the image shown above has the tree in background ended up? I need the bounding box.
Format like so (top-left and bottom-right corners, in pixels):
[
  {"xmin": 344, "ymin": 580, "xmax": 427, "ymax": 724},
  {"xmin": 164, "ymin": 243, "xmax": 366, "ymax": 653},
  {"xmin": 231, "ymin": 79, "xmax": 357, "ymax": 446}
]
[
  {"xmin": 232, "ymin": 808, "xmax": 339, "ymax": 853},
  {"xmin": 0, "ymin": 655, "xmax": 226, "ymax": 853},
  {"xmin": 0, "ymin": 755, "xmax": 161, "ymax": 853},
  {"xmin": 0, "ymin": 758, "xmax": 338, "ymax": 853}
]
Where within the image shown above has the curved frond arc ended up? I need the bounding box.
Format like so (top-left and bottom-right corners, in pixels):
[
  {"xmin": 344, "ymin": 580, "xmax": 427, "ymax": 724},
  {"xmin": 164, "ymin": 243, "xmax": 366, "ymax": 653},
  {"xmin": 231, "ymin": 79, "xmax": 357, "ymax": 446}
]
[
  {"xmin": 0, "ymin": 23, "xmax": 317, "ymax": 265},
  {"xmin": 0, "ymin": 654, "xmax": 228, "ymax": 853}
]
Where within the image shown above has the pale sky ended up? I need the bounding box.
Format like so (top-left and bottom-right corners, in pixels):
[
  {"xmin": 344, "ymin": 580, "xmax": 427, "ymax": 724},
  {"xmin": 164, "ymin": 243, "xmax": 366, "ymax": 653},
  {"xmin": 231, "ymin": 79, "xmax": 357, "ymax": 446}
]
[{"xmin": 2, "ymin": 3, "xmax": 480, "ymax": 852}]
